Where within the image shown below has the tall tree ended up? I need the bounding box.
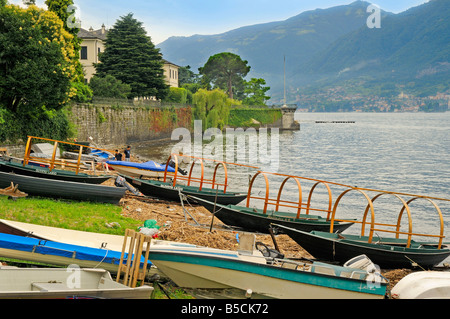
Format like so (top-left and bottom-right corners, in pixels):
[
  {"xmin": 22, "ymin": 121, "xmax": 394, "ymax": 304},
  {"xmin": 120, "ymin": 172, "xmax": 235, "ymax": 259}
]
[
  {"xmin": 243, "ymin": 78, "xmax": 271, "ymax": 106},
  {"xmin": 199, "ymin": 52, "xmax": 251, "ymax": 100},
  {"xmin": 95, "ymin": 13, "xmax": 168, "ymax": 100},
  {"xmin": 0, "ymin": 4, "xmax": 77, "ymax": 113}
]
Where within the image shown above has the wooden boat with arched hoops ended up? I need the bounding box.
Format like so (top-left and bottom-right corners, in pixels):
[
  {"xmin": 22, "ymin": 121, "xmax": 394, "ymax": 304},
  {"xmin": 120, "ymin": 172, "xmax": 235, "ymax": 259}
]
[
  {"xmin": 0, "ymin": 136, "xmax": 113, "ymax": 184},
  {"xmin": 121, "ymin": 154, "xmax": 252, "ymax": 205},
  {"xmin": 190, "ymin": 171, "xmax": 356, "ymax": 234},
  {"xmin": 273, "ymin": 187, "xmax": 450, "ymax": 269}
]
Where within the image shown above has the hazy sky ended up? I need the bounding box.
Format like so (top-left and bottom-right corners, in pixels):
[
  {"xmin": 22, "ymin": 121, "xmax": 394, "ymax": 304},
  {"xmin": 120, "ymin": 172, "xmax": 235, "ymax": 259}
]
[{"xmin": 10, "ymin": 0, "xmax": 429, "ymax": 44}]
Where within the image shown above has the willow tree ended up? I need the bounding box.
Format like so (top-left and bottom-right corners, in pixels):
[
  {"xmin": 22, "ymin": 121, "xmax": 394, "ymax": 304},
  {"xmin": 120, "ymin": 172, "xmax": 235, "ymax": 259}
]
[
  {"xmin": 193, "ymin": 89, "xmax": 237, "ymax": 130},
  {"xmin": 95, "ymin": 13, "xmax": 168, "ymax": 100},
  {"xmin": 199, "ymin": 52, "xmax": 251, "ymax": 100}
]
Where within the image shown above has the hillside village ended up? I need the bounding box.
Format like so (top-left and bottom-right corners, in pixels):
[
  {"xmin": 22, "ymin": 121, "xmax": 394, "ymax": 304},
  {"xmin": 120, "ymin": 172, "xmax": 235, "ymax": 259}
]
[{"xmin": 294, "ymin": 87, "xmax": 450, "ymax": 113}]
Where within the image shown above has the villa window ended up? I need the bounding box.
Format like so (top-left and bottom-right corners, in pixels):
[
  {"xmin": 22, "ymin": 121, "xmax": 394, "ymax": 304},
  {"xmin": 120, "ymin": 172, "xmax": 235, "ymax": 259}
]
[{"xmin": 81, "ymin": 46, "xmax": 88, "ymax": 60}]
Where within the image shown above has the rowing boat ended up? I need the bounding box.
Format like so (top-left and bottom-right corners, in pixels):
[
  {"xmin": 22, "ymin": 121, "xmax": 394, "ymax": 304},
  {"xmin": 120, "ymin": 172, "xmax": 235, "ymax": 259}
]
[
  {"xmin": 190, "ymin": 195, "xmax": 354, "ymax": 234},
  {"xmin": 122, "ymin": 174, "xmax": 248, "ymax": 205},
  {"xmin": 273, "ymin": 224, "xmax": 450, "ymax": 269},
  {"xmin": 0, "ymin": 158, "xmax": 112, "ymax": 184},
  {"xmin": 0, "ymin": 171, "xmax": 125, "ymax": 205}
]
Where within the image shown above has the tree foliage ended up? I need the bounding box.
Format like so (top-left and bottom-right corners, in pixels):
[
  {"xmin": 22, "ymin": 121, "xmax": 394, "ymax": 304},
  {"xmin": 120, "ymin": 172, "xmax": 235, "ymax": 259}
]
[
  {"xmin": 199, "ymin": 52, "xmax": 250, "ymax": 100},
  {"xmin": 95, "ymin": 13, "xmax": 168, "ymax": 100},
  {"xmin": 89, "ymin": 75, "xmax": 131, "ymax": 99},
  {"xmin": 164, "ymin": 87, "xmax": 189, "ymax": 104},
  {"xmin": 45, "ymin": 0, "xmax": 92, "ymax": 102},
  {"xmin": 192, "ymin": 89, "xmax": 238, "ymax": 130},
  {"xmin": 0, "ymin": 4, "xmax": 77, "ymax": 114},
  {"xmin": 243, "ymin": 78, "xmax": 271, "ymax": 106}
]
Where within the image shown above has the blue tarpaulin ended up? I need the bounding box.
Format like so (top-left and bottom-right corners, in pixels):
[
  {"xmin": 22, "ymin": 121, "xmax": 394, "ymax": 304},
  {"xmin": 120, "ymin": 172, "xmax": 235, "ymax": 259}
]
[
  {"xmin": 106, "ymin": 160, "xmax": 175, "ymax": 173},
  {"xmin": 0, "ymin": 233, "xmax": 151, "ymax": 267}
]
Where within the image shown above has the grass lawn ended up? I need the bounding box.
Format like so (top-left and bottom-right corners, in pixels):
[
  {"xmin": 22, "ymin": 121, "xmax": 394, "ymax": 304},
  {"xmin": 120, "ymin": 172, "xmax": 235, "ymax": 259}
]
[
  {"xmin": 0, "ymin": 196, "xmax": 142, "ymax": 235},
  {"xmin": 0, "ymin": 196, "xmax": 195, "ymax": 299}
]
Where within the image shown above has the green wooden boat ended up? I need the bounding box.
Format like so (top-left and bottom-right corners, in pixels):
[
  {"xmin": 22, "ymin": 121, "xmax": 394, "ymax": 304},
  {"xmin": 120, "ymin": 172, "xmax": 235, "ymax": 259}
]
[{"xmin": 0, "ymin": 158, "xmax": 112, "ymax": 184}]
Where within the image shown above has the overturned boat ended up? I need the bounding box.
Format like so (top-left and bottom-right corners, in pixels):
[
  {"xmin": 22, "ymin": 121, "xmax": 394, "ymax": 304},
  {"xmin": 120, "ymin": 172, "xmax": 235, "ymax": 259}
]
[{"xmin": 0, "ymin": 232, "xmax": 152, "ymax": 275}]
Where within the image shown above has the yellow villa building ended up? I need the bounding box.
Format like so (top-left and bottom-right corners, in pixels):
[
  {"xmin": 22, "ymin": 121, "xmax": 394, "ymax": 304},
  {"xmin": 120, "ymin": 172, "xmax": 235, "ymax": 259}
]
[{"xmin": 78, "ymin": 25, "xmax": 179, "ymax": 88}]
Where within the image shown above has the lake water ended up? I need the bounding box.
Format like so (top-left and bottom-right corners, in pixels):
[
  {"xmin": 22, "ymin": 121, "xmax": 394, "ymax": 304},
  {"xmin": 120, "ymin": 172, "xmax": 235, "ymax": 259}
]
[{"xmin": 132, "ymin": 112, "xmax": 450, "ymax": 244}]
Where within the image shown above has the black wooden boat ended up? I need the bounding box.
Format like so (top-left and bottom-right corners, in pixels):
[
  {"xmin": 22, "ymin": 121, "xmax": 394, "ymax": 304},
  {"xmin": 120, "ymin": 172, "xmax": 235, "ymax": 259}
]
[
  {"xmin": 190, "ymin": 195, "xmax": 355, "ymax": 234},
  {"xmin": 121, "ymin": 175, "xmax": 247, "ymax": 205},
  {"xmin": 0, "ymin": 158, "xmax": 112, "ymax": 185},
  {"xmin": 0, "ymin": 171, "xmax": 126, "ymax": 205},
  {"xmin": 273, "ymin": 224, "xmax": 450, "ymax": 269}
]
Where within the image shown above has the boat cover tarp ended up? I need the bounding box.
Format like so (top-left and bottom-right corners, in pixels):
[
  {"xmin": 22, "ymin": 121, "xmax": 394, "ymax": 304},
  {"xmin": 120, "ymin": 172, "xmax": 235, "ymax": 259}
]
[
  {"xmin": 0, "ymin": 233, "xmax": 151, "ymax": 267},
  {"xmin": 90, "ymin": 149, "xmax": 114, "ymax": 159},
  {"xmin": 106, "ymin": 160, "xmax": 175, "ymax": 173}
]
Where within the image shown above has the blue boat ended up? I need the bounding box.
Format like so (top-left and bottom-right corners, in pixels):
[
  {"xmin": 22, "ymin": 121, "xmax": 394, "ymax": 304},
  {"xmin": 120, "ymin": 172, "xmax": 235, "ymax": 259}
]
[
  {"xmin": 107, "ymin": 160, "xmax": 175, "ymax": 179},
  {"xmin": 0, "ymin": 232, "xmax": 151, "ymax": 274}
]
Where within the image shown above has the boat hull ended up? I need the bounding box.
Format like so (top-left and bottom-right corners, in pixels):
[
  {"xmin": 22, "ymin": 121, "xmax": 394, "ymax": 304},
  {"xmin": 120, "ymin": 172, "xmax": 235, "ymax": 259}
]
[
  {"xmin": 0, "ymin": 267, "xmax": 152, "ymax": 299},
  {"xmin": 108, "ymin": 164, "xmax": 166, "ymax": 179},
  {"xmin": 148, "ymin": 243, "xmax": 387, "ymax": 299},
  {"xmin": 0, "ymin": 232, "xmax": 152, "ymax": 275},
  {"xmin": 274, "ymin": 225, "xmax": 450, "ymax": 269},
  {"xmin": 391, "ymin": 271, "xmax": 450, "ymax": 299},
  {"xmin": 0, "ymin": 171, "xmax": 125, "ymax": 205},
  {"xmin": 0, "ymin": 160, "xmax": 112, "ymax": 184},
  {"xmin": 123, "ymin": 175, "xmax": 247, "ymax": 205},
  {"xmin": 190, "ymin": 195, "xmax": 354, "ymax": 234},
  {"xmin": 0, "ymin": 219, "xmax": 125, "ymax": 252}
]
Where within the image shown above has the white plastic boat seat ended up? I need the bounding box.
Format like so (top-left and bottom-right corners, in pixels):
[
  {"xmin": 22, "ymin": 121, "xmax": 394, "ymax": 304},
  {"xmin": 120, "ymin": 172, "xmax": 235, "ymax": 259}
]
[
  {"xmin": 311, "ymin": 264, "xmax": 336, "ymax": 276},
  {"xmin": 311, "ymin": 262, "xmax": 367, "ymax": 279},
  {"xmin": 32, "ymin": 282, "xmax": 71, "ymax": 292},
  {"xmin": 339, "ymin": 270, "xmax": 367, "ymax": 280}
]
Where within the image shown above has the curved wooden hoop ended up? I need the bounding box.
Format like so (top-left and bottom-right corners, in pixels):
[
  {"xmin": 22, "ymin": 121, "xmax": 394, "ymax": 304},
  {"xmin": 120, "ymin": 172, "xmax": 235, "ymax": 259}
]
[{"xmin": 247, "ymin": 172, "xmax": 270, "ymax": 214}]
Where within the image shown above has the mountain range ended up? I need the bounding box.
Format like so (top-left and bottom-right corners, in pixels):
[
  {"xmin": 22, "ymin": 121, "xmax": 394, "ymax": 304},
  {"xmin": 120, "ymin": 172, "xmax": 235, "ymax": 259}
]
[{"xmin": 158, "ymin": 0, "xmax": 449, "ymax": 103}]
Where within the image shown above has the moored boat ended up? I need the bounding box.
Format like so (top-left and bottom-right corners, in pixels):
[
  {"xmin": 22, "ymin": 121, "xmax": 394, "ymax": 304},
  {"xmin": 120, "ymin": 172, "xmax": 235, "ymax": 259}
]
[
  {"xmin": 147, "ymin": 239, "xmax": 388, "ymax": 299},
  {"xmin": 0, "ymin": 171, "xmax": 125, "ymax": 205},
  {"xmin": 0, "ymin": 158, "xmax": 112, "ymax": 185},
  {"xmin": 122, "ymin": 174, "xmax": 248, "ymax": 205},
  {"xmin": 189, "ymin": 195, "xmax": 354, "ymax": 234},
  {"xmin": 272, "ymin": 181, "xmax": 450, "ymax": 269},
  {"xmin": 274, "ymin": 224, "xmax": 450, "ymax": 269},
  {"xmin": 107, "ymin": 160, "xmax": 175, "ymax": 179}
]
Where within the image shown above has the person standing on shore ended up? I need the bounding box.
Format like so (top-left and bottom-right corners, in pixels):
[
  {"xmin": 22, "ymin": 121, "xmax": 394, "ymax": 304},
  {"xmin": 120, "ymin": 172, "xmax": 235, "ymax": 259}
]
[
  {"xmin": 124, "ymin": 146, "xmax": 131, "ymax": 162},
  {"xmin": 114, "ymin": 150, "xmax": 123, "ymax": 161}
]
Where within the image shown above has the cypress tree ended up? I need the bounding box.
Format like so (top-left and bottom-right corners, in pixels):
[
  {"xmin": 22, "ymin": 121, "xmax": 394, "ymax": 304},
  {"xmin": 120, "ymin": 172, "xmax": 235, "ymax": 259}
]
[{"xmin": 95, "ymin": 13, "xmax": 168, "ymax": 100}]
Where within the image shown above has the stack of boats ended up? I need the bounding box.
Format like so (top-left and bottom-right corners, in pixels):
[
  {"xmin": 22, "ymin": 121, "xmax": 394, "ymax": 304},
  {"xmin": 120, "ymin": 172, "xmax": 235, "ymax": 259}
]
[{"xmin": 1, "ymin": 137, "xmax": 450, "ymax": 299}]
